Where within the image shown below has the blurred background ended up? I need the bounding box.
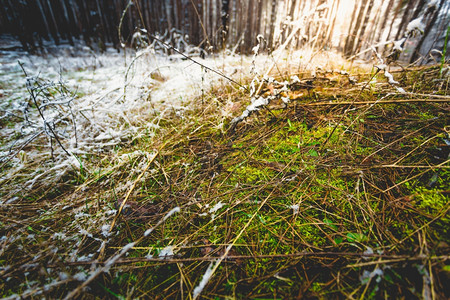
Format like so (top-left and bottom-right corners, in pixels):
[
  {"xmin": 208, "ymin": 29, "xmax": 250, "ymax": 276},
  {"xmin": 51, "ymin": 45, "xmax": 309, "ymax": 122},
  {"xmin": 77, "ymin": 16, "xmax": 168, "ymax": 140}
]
[{"xmin": 1, "ymin": 0, "xmax": 449, "ymax": 64}]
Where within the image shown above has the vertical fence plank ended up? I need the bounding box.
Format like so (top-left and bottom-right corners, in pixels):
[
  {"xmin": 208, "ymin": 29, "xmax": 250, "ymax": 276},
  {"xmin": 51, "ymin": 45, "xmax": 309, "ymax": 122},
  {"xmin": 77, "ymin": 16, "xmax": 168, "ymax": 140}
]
[{"xmin": 0, "ymin": 0, "xmax": 445, "ymax": 57}]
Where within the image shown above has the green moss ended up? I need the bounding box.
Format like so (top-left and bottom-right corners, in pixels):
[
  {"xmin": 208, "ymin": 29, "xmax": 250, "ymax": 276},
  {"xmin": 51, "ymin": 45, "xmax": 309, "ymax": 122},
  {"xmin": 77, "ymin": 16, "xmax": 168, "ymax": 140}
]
[
  {"xmin": 415, "ymin": 188, "xmax": 448, "ymax": 215},
  {"xmin": 230, "ymin": 163, "xmax": 275, "ymax": 183}
]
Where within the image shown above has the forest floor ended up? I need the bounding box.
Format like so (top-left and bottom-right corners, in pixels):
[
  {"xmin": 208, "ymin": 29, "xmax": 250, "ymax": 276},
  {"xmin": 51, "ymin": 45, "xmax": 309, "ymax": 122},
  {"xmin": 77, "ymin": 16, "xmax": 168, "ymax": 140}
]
[{"xmin": 0, "ymin": 44, "xmax": 449, "ymax": 299}]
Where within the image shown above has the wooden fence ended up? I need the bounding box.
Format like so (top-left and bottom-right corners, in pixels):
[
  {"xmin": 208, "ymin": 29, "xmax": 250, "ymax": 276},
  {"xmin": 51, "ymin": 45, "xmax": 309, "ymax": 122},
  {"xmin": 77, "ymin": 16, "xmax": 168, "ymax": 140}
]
[{"xmin": 0, "ymin": 0, "xmax": 448, "ymax": 63}]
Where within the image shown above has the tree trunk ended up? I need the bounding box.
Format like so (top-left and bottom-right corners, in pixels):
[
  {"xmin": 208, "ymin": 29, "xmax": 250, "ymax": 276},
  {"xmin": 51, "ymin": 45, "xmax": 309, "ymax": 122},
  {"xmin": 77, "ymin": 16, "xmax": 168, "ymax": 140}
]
[
  {"xmin": 344, "ymin": 0, "xmax": 362, "ymax": 56},
  {"xmin": 353, "ymin": 0, "xmax": 374, "ymax": 54},
  {"xmin": 394, "ymin": 0, "xmax": 418, "ymax": 41},
  {"xmin": 410, "ymin": 0, "xmax": 445, "ymax": 63}
]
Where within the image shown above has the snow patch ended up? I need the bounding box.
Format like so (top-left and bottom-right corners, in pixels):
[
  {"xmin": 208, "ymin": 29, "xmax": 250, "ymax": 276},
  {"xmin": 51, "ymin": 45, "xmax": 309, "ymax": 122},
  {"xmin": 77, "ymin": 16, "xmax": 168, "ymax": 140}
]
[
  {"xmin": 193, "ymin": 261, "xmax": 216, "ymax": 299},
  {"xmin": 393, "ymin": 38, "xmax": 406, "ymax": 51},
  {"xmin": 406, "ymin": 17, "xmax": 425, "ymax": 34},
  {"xmin": 290, "ymin": 204, "xmax": 299, "ymax": 214},
  {"xmin": 209, "ymin": 202, "xmax": 224, "ymax": 214},
  {"xmin": 384, "ymin": 71, "xmax": 398, "ymax": 84},
  {"xmin": 159, "ymin": 245, "xmax": 175, "ymax": 259},
  {"xmin": 163, "ymin": 206, "xmax": 181, "ymax": 221},
  {"xmin": 73, "ymin": 271, "xmax": 88, "ymax": 281},
  {"xmin": 427, "ymin": 0, "xmax": 438, "ymax": 9},
  {"xmin": 101, "ymin": 224, "xmax": 111, "ymax": 237}
]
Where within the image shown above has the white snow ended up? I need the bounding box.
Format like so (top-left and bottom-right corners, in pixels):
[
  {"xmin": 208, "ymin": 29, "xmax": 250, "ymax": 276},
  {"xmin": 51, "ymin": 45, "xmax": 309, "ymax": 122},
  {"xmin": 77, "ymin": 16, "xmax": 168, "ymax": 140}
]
[
  {"xmin": 59, "ymin": 272, "xmax": 70, "ymax": 281},
  {"xmin": 102, "ymin": 241, "xmax": 136, "ymax": 273},
  {"xmin": 360, "ymin": 268, "xmax": 384, "ymax": 284},
  {"xmin": 375, "ymin": 64, "xmax": 387, "ymax": 71},
  {"xmin": 144, "ymin": 228, "xmax": 153, "ymax": 237},
  {"xmin": 101, "ymin": 224, "xmax": 111, "ymax": 237},
  {"xmin": 0, "ymin": 43, "xmax": 260, "ymax": 197},
  {"xmin": 393, "ymin": 38, "xmax": 406, "ymax": 51},
  {"xmin": 193, "ymin": 261, "xmax": 216, "ymax": 299},
  {"xmin": 395, "ymin": 86, "xmax": 406, "ymax": 94},
  {"xmin": 427, "ymin": 0, "xmax": 438, "ymax": 9},
  {"xmin": 252, "ymin": 44, "xmax": 260, "ymax": 55},
  {"xmin": 384, "ymin": 71, "xmax": 398, "ymax": 84},
  {"xmin": 73, "ymin": 272, "xmax": 88, "ymax": 281},
  {"xmin": 406, "ymin": 17, "xmax": 425, "ymax": 35},
  {"xmin": 163, "ymin": 206, "xmax": 181, "ymax": 221},
  {"xmin": 76, "ymin": 254, "xmax": 94, "ymax": 262},
  {"xmin": 208, "ymin": 202, "xmax": 224, "ymax": 214},
  {"xmin": 290, "ymin": 204, "xmax": 299, "ymax": 214},
  {"xmin": 231, "ymin": 96, "xmax": 271, "ymax": 124},
  {"xmin": 74, "ymin": 212, "xmax": 90, "ymax": 219},
  {"xmin": 97, "ymin": 240, "xmax": 107, "ymax": 253},
  {"xmin": 363, "ymin": 247, "xmax": 374, "ymax": 256},
  {"xmin": 78, "ymin": 229, "xmax": 92, "ymax": 238},
  {"xmin": 281, "ymin": 96, "xmax": 291, "ymax": 104},
  {"xmin": 0, "ymin": 40, "xmax": 350, "ymax": 203},
  {"xmin": 158, "ymin": 245, "xmax": 175, "ymax": 258},
  {"xmin": 120, "ymin": 242, "xmax": 136, "ymax": 254}
]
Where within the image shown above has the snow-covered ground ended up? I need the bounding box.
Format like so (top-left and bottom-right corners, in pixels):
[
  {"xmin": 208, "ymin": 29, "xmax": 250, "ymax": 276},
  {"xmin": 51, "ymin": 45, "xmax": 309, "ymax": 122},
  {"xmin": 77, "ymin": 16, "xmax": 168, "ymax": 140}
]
[
  {"xmin": 0, "ymin": 43, "xmax": 242, "ymax": 152},
  {"xmin": 0, "ymin": 39, "xmax": 350, "ymax": 199},
  {"xmin": 0, "ymin": 41, "xmax": 269, "ymax": 197}
]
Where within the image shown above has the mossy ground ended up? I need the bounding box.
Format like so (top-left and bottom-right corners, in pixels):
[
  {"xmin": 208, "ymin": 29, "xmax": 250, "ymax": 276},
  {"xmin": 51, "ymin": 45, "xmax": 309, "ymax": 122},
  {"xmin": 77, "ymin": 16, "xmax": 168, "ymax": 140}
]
[{"xmin": 0, "ymin": 64, "xmax": 449, "ymax": 299}]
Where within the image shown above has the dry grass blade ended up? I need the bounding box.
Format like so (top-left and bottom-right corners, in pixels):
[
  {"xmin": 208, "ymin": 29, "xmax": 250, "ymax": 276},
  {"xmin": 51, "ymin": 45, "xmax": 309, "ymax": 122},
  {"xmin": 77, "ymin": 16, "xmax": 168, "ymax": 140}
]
[
  {"xmin": 109, "ymin": 150, "xmax": 160, "ymax": 232},
  {"xmin": 302, "ymin": 98, "xmax": 449, "ymax": 106},
  {"xmin": 1, "ymin": 54, "xmax": 448, "ymax": 299}
]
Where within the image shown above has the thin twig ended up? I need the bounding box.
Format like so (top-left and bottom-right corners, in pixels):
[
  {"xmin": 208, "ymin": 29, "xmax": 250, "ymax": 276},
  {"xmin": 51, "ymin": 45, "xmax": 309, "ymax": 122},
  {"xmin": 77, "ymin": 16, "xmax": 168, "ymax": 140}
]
[
  {"xmin": 361, "ymin": 124, "xmax": 433, "ymax": 164},
  {"xmin": 372, "ymin": 164, "xmax": 450, "ymax": 169},
  {"xmin": 300, "ymin": 98, "xmax": 449, "ymax": 106},
  {"xmin": 18, "ymin": 61, "xmax": 72, "ymax": 158},
  {"xmin": 383, "ymin": 158, "xmax": 450, "ymax": 193},
  {"xmin": 56, "ymin": 253, "xmax": 449, "ymax": 266},
  {"xmin": 319, "ymin": 70, "xmax": 381, "ymax": 152}
]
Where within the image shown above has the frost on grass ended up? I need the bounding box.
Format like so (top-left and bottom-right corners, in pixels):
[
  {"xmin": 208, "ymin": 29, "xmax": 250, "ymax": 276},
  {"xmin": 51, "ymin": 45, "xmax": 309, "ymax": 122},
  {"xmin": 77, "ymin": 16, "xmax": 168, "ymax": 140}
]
[
  {"xmin": 208, "ymin": 201, "xmax": 225, "ymax": 220},
  {"xmin": 144, "ymin": 206, "xmax": 181, "ymax": 237},
  {"xmin": 144, "ymin": 228, "xmax": 154, "ymax": 237},
  {"xmin": 96, "ymin": 241, "xmax": 137, "ymax": 274},
  {"xmin": 78, "ymin": 228, "xmax": 93, "ymax": 238},
  {"xmin": 373, "ymin": 48, "xmax": 406, "ymax": 93},
  {"xmin": 0, "ymin": 43, "xmax": 249, "ymax": 198},
  {"xmin": 73, "ymin": 272, "xmax": 88, "ymax": 282}
]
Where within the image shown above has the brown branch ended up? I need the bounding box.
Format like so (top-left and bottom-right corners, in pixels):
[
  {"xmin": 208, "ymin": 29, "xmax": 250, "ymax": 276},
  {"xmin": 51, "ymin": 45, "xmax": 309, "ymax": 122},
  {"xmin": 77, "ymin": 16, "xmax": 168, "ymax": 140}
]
[
  {"xmin": 370, "ymin": 164, "xmax": 450, "ymax": 169},
  {"xmin": 55, "ymin": 252, "xmax": 449, "ymax": 266},
  {"xmin": 300, "ymin": 98, "xmax": 449, "ymax": 106}
]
